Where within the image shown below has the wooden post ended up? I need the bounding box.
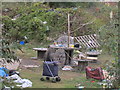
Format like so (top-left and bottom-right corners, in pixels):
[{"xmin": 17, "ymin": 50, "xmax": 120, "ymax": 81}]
[{"xmin": 68, "ymin": 13, "xmax": 70, "ymax": 47}]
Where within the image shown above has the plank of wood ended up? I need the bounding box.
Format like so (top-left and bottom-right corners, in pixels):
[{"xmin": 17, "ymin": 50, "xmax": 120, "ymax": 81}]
[
  {"xmin": 80, "ymin": 36, "xmax": 90, "ymax": 48},
  {"xmin": 33, "ymin": 48, "xmax": 47, "ymax": 51},
  {"xmin": 75, "ymin": 34, "xmax": 100, "ymax": 48},
  {"xmin": 86, "ymin": 35, "xmax": 96, "ymax": 47},
  {"xmin": 84, "ymin": 35, "xmax": 94, "ymax": 48},
  {"xmin": 77, "ymin": 59, "xmax": 93, "ymax": 62},
  {"xmin": 90, "ymin": 34, "xmax": 100, "ymax": 47},
  {"xmin": 87, "ymin": 35, "xmax": 98, "ymax": 47},
  {"xmin": 75, "ymin": 37, "xmax": 86, "ymax": 47},
  {"xmin": 86, "ymin": 57, "xmax": 98, "ymax": 60}
]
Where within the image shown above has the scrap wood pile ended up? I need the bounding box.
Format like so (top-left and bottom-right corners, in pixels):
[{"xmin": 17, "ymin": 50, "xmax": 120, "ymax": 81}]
[
  {"xmin": 74, "ymin": 50, "xmax": 102, "ymax": 61},
  {"xmin": 0, "ymin": 58, "xmax": 21, "ymax": 70}
]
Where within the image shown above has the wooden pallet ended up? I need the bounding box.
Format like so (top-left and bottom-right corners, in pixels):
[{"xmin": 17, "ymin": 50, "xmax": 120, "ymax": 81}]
[{"xmin": 75, "ymin": 34, "xmax": 100, "ymax": 48}]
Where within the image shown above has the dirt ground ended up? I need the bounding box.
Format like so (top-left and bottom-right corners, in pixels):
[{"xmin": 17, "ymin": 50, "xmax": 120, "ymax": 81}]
[{"xmin": 19, "ymin": 59, "xmax": 41, "ymax": 68}]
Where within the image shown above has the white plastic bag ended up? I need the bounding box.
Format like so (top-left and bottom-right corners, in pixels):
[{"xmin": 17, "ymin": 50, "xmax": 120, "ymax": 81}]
[{"xmin": 9, "ymin": 74, "xmax": 21, "ymax": 80}]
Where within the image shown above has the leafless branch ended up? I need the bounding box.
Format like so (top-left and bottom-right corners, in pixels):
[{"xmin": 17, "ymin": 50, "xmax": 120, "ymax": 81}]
[{"xmin": 71, "ymin": 18, "xmax": 96, "ymax": 34}]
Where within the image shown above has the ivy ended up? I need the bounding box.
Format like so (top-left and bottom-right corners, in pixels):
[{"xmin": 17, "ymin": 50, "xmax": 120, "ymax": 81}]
[{"xmin": 99, "ymin": 17, "xmax": 119, "ymax": 88}]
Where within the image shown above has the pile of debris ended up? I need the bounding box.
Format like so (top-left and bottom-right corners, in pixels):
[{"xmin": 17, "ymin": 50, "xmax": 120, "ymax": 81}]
[
  {"xmin": 0, "ymin": 58, "xmax": 22, "ymax": 70},
  {"xmin": 7, "ymin": 74, "xmax": 32, "ymax": 88},
  {"xmin": 0, "ymin": 66, "xmax": 32, "ymax": 89},
  {"xmin": 62, "ymin": 65, "xmax": 73, "ymax": 71}
]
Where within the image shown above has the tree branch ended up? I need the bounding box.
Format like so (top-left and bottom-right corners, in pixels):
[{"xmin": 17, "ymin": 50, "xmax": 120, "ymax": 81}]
[{"xmin": 70, "ymin": 18, "xmax": 96, "ymax": 34}]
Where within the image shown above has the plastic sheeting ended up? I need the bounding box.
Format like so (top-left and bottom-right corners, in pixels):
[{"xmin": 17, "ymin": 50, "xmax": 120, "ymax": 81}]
[
  {"xmin": 0, "ymin": 67, "xmax": 9, "ymax": 77},
  {"xmin": 62, "ymin": 65, "xmax": 73, "ymax": 71},
  {"xmin": 7, "ymin": 74, "xmax": 32, "ymax": 88},
  {"xmin": 14, "ymin": 79, "xmax": 32, "ymax": 88},
  {"xmin": 0, "ymin": 69, "xmax": 6, "ymax": 77},
  {"xmin": 7, "ymin": 74, "xmax": 21, "ymax": 80},
  {"xmin": 86, "ymin": 66, "xmax": 104, "ymax": 80}
]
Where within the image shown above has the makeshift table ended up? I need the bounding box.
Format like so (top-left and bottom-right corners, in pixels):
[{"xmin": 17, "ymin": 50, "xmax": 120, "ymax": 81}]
[
  {"xmin": 33, "ymin": 48, "xmax": 47, "ymax": 59},
  {"xmin": 50, "ymin": 45, "xmax": 80, "ymax": 65},
  {"xmin": 86, "ymin": 51, "xmax": 101, "ymax": 61},
  {"xmin": 78, "ymin": 59, "xmax": 92, "ymax": 71}
]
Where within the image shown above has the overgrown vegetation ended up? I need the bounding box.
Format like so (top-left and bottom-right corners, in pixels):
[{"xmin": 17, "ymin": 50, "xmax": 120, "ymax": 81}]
[
  {"xmin": 99, "ymin": 17, "xmax": 119, "ymax": 88},
  {"xmin": 2, "ymin": 2, "xmax": 113, "ymax": 42},
  {"xmin": 1, "ymin": 2, "xmax": 119, "ymax": 88}
]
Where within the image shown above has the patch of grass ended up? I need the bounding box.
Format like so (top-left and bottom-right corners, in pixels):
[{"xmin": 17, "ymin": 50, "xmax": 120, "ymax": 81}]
[
  {"xmin": 16, "ymin": 42, "xmax": 51, "ymax": 59},
  {"xmin": 0, "ymin": 82, "xmax": 3, "ymax": 89},
  {"xmin": 19, "ymin": 66, "xmax": 101, "ymax": 88},
  {"xmin": 16, "ymin": 43, "xmax": 114, "ymax": 88}
]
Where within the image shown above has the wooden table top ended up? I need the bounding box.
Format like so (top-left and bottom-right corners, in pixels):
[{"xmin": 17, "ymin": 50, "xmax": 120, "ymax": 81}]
[
  {"xmin": 78, "ymin": 59, "xmax": 93, "ymax": 62},
  {"xmin": 86, "ymin": 51, "xmax": 101, "ymax": 55},
  {"xmin": 33, "ymin": 48, "xmax": 47, "ymax": 51},
  {"xmin": 74, "ymin": 59, "xmax": 93, "ymax": 62},
  {"xmin": 50, "ymin": 45, "xmax": 81, "ymax": 50}
]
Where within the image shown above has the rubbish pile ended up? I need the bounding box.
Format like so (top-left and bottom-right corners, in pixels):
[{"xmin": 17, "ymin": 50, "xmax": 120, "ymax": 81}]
[
  {"xmin": 62, "ymin": 65, "xmax": 73, "ymax": 71},
  {"xmin": 97, "ymin": 70, "xmax": 114, "ymax": 88},
  {"xmin": 7, "ymin": 74, "xmax": 32, "ymax": 88},
  {"xmin": 102, "ymin": 70, "xmax": 114, "ymax": 80},
  {"xmin": 85, "ymin": 66, "xmax": 114, "ymax": 88},
  {"xmin": 78, "ymin": 52, "xmax": 86, "ymax": 60},
  {"xmin": 0, "ymin": 59, "xmax": 22, "ymax": 70},
  {"xmin": 75, "ymin": 83, "xmax": 85, "ymax": 89},
  {"xmin": 23, "ymin": 65, "xmax": 40, "ymax": 68},
  {"xmin": 0, "ymin": 66, "xmax": 32, "ymax": 89},
  {"xmin": 97, "ymin": 80, "xmax": 113, "ymax": 88}
]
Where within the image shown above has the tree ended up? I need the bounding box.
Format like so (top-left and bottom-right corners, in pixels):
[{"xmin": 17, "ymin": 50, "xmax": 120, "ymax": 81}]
[
  {"xmin": 1, "ymin": 16, "xmax": 20, "ymax": 63},
  {"xmin": 99, "ymin": 16, "xmax": 119, "ymax": 88}
]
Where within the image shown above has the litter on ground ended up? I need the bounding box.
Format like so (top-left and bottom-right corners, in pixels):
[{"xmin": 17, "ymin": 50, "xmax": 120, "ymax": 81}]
[
  {"xmin": 62, "ymin": 65, "xmax": 73, "ymax": 71},
  {"xmin": 14, "ymin": 79, "xmax": 32, "ymax": 88},
  {"xmin": 23, "ymin": 65, "xmax": 40, "ymax": 68},
  {"xmin": 0, "ymin": 67, "xmax": 9, "ymax": 77},
  {"xmin": 7, "ymin": 74, "xmax": 32, "ymax": 88}
]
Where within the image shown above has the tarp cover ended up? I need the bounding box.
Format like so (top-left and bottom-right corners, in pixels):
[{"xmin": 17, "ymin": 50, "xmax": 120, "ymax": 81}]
[
  {"xmin": 86, "ymin": 66, "xmax": 104, "ymax": 80},
  {"xmin": 0, "ymin": 67, "xmax": 8, "ymax": 77}
]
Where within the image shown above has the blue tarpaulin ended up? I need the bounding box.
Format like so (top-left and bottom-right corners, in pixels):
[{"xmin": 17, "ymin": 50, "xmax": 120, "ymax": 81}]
[
  {"xmin": 0, "ymin": 70, "xmax": 6, "ymax": 77},
  {"xmin": 20, "ymin": 41, "xmax": 25, "ymax": 45},
  {"xmin": 0, "ymin": 67, "xmax": 9, "ymax": 77}
]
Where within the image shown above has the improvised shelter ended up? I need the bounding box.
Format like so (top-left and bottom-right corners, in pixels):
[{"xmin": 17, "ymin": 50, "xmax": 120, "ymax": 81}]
[{"xmin": 56, "ymin": 35, "xmax": 74, "ymax": 45}]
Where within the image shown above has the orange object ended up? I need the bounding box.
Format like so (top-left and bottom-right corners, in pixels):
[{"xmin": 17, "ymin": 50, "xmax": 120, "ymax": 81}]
[
  {"xmin": 91, "ymin": 81, "xmax": 95, "ymax": 83},
  {"xmin": 54, "ymin": 42, "xmax": 57, "ymax": 45}
]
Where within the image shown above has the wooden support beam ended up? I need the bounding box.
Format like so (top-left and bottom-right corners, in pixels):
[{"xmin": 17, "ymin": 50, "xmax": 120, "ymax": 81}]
[{"xmin": 68, "ymin": 13, "xmax": 70, "ymax": 47}]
